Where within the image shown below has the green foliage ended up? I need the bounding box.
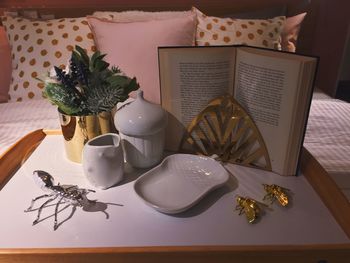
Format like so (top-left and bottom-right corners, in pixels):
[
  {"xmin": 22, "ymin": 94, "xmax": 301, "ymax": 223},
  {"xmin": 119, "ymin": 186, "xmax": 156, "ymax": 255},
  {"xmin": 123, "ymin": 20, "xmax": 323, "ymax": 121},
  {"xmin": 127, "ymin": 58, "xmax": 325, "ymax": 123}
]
[
  {"xmin": 43, "ymin": 45, "xmax": 139, "ymax": 115},
  {"xmin": 43, "ymin": 82, "xmax": 82, "ymax": 115}
]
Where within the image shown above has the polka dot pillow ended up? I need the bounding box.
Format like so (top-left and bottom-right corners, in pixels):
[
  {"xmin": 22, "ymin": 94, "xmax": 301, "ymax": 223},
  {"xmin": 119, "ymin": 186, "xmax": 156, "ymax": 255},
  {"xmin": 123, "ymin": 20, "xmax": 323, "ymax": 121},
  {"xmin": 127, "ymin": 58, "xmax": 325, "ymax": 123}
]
[
  {"xmin": 1, "ymin": 16, "xmax": 96, "ymax": 102},
  {"xmin": 193, "ymin": 7, "xmax": 286, "ymax": 50}
]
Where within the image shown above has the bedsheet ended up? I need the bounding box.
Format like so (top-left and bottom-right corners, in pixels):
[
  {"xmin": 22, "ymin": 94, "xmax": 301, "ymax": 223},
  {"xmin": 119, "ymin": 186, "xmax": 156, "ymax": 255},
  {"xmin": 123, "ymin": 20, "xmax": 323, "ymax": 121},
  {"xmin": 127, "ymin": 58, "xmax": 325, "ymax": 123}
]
[
  {"xmin": 304, "ymin": 98, "xmax": 350, "ymax": 200},
  {"xmin": 0, "ymin": 99, "xmax": 59, "ymax": 156}
]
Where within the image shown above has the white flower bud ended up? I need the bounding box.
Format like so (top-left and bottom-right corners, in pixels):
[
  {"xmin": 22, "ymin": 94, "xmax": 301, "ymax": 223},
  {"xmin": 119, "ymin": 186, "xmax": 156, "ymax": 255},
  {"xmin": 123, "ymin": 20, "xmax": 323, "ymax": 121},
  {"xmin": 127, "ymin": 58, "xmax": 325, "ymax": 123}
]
[{"xmin": 48, "ymin": 67, "xmax": 57, "ymax": 78}]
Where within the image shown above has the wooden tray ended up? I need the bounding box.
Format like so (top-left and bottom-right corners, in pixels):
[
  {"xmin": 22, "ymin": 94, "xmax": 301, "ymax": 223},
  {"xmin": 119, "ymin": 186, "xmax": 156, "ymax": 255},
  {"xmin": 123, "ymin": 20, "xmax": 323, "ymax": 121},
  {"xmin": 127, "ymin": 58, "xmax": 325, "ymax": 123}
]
[{"xmin": 0, "ymin": 129, "xmax": 349, "ymax": 263}]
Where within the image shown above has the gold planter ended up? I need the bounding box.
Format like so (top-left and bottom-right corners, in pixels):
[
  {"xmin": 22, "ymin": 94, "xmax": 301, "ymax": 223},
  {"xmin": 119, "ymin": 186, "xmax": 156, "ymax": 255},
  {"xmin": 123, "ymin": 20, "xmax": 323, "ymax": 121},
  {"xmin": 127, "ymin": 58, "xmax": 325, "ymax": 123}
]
[{"xmin": 59, "ymin": 110, "xmax": 115, "ymax": 163}]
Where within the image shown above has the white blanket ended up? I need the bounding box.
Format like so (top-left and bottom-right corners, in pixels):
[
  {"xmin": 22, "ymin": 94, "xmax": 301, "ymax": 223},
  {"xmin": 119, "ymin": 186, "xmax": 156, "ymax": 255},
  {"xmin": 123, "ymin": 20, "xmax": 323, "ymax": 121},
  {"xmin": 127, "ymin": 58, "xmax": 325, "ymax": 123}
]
[
  {"xmin": 0, "ymin": 99, "xmax": 59, "ymax": 155},
  {"xmin": 304, "ymin": 98, "xmax": 350, "ymax": 199}
]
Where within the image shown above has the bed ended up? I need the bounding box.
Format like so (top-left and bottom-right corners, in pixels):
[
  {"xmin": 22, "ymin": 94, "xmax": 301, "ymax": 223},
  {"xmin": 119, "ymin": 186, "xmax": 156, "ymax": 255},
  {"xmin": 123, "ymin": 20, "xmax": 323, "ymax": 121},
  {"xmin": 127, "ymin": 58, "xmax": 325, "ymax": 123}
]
[{"xmin": 1, "ymin": 1, "xmax": 350, "ymax": 263}]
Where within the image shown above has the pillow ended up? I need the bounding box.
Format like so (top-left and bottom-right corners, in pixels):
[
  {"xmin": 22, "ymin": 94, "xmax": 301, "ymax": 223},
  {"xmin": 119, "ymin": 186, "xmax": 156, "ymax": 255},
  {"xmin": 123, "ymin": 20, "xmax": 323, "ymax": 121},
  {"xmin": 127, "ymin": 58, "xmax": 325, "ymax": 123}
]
[
  {"xmin": 92, "ymin": 10, "xmax": 193, "ymax": 22},
  {"xmin": 88, "ymin": 14, "xmax": 197, "ymax": 104},
  {"xmin": 193, "ymin": 7, "xmax": 286, "ymax": 50},
  {"xmin": 0, "ymin": 26, "xmax": 11, "ymax": 103},
  {"xmin": 1, "ymin": 16, "xmax": 96, "ymax": 102},
  {"xmin": 282, "ymin": 13, "xmax": 307, "ymax": 52}
]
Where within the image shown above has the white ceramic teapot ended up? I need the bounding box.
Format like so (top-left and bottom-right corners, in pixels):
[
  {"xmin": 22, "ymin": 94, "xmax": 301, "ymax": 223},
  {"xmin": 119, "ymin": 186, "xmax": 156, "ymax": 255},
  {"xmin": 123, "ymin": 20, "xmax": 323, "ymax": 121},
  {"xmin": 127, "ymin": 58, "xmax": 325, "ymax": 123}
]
[{"xmin": 114, "ymin": 90, "xmax": 168, "ymax": 168}]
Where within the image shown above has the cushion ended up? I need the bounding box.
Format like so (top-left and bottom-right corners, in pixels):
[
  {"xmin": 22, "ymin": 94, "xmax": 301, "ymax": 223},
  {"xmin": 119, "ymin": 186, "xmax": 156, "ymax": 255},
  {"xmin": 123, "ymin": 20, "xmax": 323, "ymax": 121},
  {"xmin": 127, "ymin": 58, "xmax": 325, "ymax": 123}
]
[
  {"xmin": 0, "ymin": 26, "xmax": 11, "ymax": 103},
  {"xmin": 1, "ymin": 16, "xmax": 96, "ymax": 102},
  {"xmin": 193, "ymin": 7, "xmax": 286, "ymax": 50},
  {"xmin": 88, "ymin": 14, "xmax": 197, "ymax": 104},
  {"xmin": 92, "ymin": 9, "xmax": 193, "ymax": 22},
  {"xmin": 282, "ymin": 13, "xmax": 307, "ymax": 52}
]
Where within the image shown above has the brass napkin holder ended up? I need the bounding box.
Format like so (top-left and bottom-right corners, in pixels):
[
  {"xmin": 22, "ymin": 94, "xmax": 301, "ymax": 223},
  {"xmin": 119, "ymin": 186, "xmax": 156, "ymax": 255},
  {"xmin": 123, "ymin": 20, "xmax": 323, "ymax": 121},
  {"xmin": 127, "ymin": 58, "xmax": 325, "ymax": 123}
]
[{"xmin": 180, "ymin": 95, "xmax": 272, "ymax": 171}]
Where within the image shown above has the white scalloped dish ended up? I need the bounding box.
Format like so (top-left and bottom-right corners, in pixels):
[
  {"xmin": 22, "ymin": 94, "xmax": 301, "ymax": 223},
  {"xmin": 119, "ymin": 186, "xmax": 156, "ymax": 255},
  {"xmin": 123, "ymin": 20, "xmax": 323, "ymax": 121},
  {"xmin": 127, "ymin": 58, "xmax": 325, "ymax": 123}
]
[{"xmin": 134, "ymin": 154, "xmax": 229, "ymax": 214}]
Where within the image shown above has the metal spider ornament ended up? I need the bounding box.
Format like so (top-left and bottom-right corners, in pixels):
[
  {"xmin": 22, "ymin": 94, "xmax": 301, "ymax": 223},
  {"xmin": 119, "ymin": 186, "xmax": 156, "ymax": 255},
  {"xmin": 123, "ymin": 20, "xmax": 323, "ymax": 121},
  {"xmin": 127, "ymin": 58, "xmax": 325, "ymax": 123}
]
[{"xmin": 24, "ymin": 170, "xmax": 96, "ymax": 230}]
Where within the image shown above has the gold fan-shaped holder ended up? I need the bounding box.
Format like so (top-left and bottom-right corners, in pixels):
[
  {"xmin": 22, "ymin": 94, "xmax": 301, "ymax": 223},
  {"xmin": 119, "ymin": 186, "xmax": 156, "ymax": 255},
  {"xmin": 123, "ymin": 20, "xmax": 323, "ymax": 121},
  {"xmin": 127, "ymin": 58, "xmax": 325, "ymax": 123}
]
[{"xmin": 180, "ymin": 95, "xmax": 272, "ymax": 171}]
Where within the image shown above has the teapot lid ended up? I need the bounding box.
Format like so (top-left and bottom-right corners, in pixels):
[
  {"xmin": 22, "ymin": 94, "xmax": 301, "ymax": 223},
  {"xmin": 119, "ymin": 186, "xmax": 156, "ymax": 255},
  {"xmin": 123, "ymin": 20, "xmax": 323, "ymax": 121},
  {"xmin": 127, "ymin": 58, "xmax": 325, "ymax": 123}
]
[{"xmin": 115, "ymin": 90, "xmax": 167, "ymax": 136}]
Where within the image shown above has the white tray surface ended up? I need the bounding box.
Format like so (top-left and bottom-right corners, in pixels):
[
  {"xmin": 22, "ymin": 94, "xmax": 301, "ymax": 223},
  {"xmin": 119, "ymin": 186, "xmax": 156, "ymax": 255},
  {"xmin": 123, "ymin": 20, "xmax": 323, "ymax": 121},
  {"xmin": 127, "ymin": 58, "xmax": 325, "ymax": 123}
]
[{"xmin": 0, "ymin": 135, "xmax": 348, "ymax": 248}]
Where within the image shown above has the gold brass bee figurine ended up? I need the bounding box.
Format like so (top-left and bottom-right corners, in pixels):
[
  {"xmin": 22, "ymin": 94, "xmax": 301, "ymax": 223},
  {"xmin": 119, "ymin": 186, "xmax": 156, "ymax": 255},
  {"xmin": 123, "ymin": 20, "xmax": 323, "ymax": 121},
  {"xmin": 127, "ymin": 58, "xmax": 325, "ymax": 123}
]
[
  {"xmin": 235, "ymin": 196, "xmax": 265, "ymax": 224},
  {"xmin": 263, "ymin": 184, "xmax": 290, "ymax": 207}
]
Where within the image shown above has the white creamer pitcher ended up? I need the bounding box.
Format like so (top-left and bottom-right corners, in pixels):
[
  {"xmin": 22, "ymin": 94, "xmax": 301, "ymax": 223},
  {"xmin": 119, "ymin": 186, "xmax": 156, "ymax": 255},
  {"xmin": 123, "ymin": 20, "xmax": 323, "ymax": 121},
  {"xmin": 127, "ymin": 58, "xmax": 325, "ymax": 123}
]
[{"xmin": 82, "ymin": 133, "xmax": 124, "ymax": 189}]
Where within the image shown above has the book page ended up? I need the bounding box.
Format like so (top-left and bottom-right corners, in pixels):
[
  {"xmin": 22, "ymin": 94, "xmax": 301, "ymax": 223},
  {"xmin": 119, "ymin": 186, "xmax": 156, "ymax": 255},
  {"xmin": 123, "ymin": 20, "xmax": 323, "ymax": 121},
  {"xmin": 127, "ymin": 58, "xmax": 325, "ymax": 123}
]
[
  {"xmin": 159, "ymin": 47, "xmax": 235, "ymax": 151},
  {"xmin": 234, "ymin": 48, "xmax": 301, "ymax": 175}
]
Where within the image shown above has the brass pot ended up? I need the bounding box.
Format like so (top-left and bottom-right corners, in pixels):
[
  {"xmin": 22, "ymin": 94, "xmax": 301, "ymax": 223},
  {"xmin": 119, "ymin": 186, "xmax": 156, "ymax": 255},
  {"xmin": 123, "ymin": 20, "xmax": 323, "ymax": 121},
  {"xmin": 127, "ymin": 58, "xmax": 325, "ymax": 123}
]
[{"xmin": 59, "ymin": 109, "xmax": 116, "ymax": 163}]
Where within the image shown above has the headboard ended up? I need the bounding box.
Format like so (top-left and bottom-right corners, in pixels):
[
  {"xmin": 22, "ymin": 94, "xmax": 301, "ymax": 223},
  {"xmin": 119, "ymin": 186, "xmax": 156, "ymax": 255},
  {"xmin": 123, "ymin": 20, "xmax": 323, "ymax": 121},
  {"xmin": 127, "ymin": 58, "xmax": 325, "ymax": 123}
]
[{"xmin": 0, "ymin": 0, "xmax": 317, "ymax": 54}]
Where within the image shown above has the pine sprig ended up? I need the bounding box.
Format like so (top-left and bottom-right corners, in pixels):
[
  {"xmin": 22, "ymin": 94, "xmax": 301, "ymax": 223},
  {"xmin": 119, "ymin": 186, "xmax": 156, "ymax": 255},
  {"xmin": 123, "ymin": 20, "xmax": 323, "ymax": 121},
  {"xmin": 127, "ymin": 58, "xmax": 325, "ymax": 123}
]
[
  {"xmin": 42, "ymin": 45, "xmax": 139, "ymax": 115},
  {"xmin": 43, "ymin": 82, "xmax": 84, "ymax": 115},
  {"xmin": 86, "ymin": 76, "xmax": 139, "ymax": 113}
]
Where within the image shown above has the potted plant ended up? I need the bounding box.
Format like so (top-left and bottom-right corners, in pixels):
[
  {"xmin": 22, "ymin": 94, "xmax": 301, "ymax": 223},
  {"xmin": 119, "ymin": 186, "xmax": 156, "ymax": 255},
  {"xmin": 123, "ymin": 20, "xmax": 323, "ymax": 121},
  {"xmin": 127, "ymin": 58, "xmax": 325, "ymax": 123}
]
[{"xmin": 42, "ymin": 45, "xmax": 139, "ymax": 162}]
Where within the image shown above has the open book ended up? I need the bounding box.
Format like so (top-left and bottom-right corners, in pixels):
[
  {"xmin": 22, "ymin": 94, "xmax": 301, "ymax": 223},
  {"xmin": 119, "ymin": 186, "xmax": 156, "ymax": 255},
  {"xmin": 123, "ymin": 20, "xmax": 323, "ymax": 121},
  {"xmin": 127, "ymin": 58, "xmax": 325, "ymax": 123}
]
[{"xmin": 158, "ymin": 46, "xmax": 318, "ymax": 176}]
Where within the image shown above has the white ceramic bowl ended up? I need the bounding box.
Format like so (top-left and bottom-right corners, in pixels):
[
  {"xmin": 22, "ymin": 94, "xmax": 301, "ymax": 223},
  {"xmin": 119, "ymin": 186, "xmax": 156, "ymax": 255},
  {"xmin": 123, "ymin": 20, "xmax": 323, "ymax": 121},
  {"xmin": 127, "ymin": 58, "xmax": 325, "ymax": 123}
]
[{"xmin": 134, "ymin": 154, "xmax": 229, "ymax": 213}]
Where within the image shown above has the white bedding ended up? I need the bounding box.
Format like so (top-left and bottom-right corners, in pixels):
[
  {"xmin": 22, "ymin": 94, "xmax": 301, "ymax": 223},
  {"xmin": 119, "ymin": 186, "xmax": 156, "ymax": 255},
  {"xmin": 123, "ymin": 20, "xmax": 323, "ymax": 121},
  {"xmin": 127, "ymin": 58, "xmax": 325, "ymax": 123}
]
[
  {"xmin": 304, "ymin": 98, "xmax": 350, "ymax": 200},
  {"xmin": 0, "ymin": 96, "xmax": 349, "ymax": 199},
  {"xmin": 0, "ymin": 99, "xmax": 59, "ymax": 156}
]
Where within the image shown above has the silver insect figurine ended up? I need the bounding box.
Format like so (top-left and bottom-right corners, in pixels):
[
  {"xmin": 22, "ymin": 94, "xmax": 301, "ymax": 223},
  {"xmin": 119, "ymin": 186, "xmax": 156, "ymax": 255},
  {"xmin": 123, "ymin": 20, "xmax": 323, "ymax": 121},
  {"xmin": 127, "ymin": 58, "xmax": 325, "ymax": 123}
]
[{"xmin": 24, "ymin": 170, "xmax": 95, "ymax": 230}]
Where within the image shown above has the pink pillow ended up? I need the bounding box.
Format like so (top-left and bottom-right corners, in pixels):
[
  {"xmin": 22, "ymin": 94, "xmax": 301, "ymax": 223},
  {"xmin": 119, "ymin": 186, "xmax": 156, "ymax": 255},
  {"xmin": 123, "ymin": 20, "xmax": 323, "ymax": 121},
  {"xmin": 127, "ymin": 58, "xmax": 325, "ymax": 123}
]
[
  {"xmin": 88, "ymin": 14, "xmax": 196, "ymax": 104},
  {"xmin": 281, "ymin": 13, "xmax": 307, "ymax": 52},
  {"xmin": 0, "ymin": 26, "xmax": 11, "ymax": 102}
]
